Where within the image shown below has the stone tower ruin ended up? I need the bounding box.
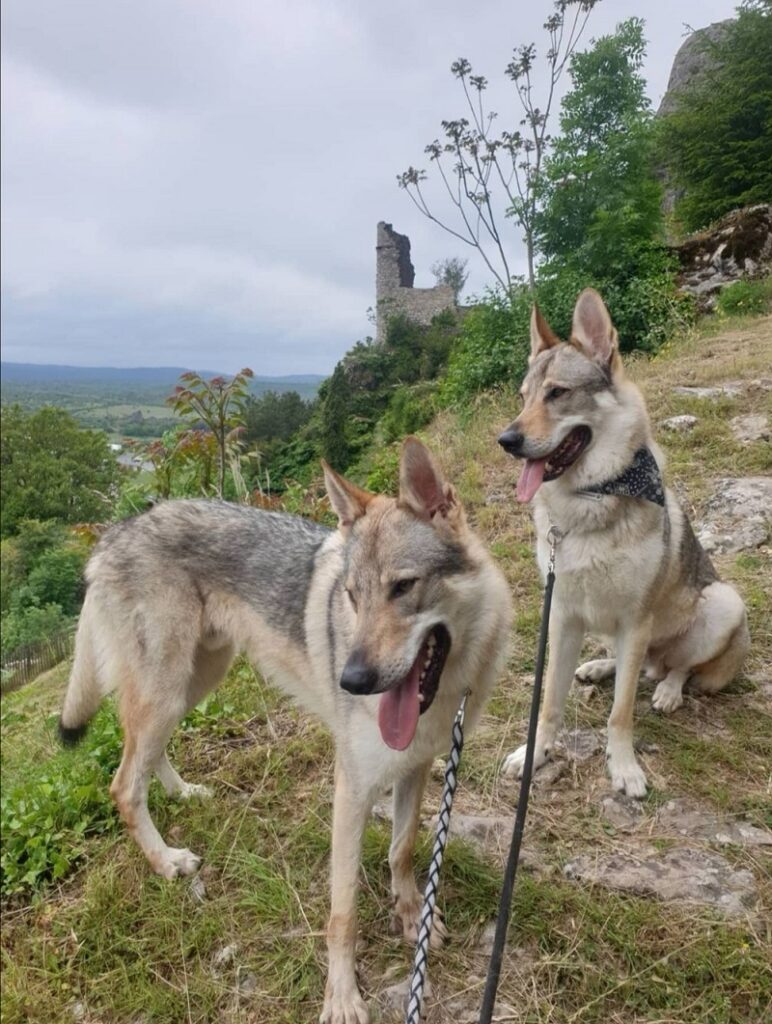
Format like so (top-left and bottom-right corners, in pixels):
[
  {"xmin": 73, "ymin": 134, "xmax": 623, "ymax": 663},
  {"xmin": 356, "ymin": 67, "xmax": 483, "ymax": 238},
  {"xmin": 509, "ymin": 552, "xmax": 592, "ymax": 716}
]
[{"xmin": 375, "ymin": 222, "xmax": 456, "ymax": 343}]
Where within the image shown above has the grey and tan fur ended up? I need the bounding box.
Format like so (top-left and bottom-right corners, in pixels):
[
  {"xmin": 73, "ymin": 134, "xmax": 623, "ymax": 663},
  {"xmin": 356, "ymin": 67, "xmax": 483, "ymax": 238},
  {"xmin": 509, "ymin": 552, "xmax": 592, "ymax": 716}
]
[
  {"xmin": 499, "ymin": 289, "xmax": 749, "ymax": 798},
  {"xmin": 59, "ymin": 437, "xmax": 511, "ymax": 1024}
]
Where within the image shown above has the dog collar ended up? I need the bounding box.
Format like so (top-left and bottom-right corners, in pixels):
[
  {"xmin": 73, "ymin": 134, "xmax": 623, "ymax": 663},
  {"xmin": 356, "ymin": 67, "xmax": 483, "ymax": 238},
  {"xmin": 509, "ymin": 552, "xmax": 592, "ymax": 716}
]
[{"xmin": 578, "ymin": 447, "xmax": 665, "ymax": 507}]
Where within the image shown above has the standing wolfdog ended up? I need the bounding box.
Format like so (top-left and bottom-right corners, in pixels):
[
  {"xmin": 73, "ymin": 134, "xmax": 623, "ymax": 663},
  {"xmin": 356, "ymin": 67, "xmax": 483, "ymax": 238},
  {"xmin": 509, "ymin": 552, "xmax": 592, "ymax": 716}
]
[
  {"xmin": 498, "ymin": 289, "xmax": 749, "ymax": 798},
  {"xmin": 59, "ymin": 437, "xmax": 511, "ymax": 1024}
]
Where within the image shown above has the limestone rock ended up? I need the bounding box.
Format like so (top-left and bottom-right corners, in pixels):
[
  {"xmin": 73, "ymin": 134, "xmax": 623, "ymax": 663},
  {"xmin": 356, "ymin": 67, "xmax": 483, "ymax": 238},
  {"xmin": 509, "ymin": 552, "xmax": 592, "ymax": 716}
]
[
  {"xmin": 662, "ymin": 414, "xmax": 698, "ymax": 432},
  {"xmin": 656, "ymin": 799, "xmax": 772, "ymax": 847},
  {"xmin": 669, "ymin": 205, "xmax": 772, "ymax": 309},
  {"xmin": 657, "ymin": 21, "xmax": 733, "ymax": 118},
  {"xmin": 555, "ymin": 728, "xmax": 601, "ymax": 762},
  {"xmin": 672, "ymin": 384, "xmax": 742, "ymax": 400},
  {"xmin": 696, "ymin": 476, "xmax": 772, "ymax": 552},
  {"xmin": 600, "ymin": 793, "xmax": 645, "ymax": 832},
  {"xmin": 564, "ymin": 847, "xmax": 758, "ymax": 917},
  {"xmin": 730, "ymin": 413, "xmax": 769, "ymax": 444}
]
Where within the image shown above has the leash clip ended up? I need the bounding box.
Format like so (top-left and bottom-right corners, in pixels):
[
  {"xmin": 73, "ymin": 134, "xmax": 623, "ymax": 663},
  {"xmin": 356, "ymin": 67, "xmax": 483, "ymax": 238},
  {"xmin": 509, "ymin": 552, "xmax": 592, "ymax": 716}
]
[{"xmin": 547, "ymin": 524, "xmax": 563, "ymax": 576}]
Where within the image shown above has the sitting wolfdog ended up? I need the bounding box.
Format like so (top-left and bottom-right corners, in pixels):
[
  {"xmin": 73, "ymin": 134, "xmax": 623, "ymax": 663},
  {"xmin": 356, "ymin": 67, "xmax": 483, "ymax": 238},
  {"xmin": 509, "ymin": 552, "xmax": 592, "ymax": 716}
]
[
  {"xmin": 498, "ymin": 289, "xmax": 749, "ymax": 798},
  {"xmin": 59, "ymin": 437, "xmax": 511, "ymax": 1024}
]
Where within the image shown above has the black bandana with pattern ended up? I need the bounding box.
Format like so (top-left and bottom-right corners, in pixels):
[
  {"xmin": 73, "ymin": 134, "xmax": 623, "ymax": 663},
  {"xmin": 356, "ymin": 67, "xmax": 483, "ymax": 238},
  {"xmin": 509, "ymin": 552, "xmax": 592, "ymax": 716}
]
[{"xmin": 579, "ymin": 447, "xmax": 665, "ymax": 507}]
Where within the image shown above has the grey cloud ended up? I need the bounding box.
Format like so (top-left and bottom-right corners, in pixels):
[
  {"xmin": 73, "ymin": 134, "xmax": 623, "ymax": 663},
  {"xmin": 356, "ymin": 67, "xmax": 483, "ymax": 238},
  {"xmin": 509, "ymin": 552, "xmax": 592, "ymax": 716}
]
[{"xmin": 1, "ymin": 0, "xmax": 737, "ymax": 374}]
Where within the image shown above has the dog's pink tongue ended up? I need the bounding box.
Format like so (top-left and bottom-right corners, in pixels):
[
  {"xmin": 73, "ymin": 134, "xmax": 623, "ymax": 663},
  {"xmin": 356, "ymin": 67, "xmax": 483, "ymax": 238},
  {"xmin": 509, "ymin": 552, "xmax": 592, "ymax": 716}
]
[
  {"xmin": 517, "ymin": 458, "xmax": 547, "ymax": 503},
  {"xmin": 378, "ymin": 663, "xmax": 421, "ymax": 751}
]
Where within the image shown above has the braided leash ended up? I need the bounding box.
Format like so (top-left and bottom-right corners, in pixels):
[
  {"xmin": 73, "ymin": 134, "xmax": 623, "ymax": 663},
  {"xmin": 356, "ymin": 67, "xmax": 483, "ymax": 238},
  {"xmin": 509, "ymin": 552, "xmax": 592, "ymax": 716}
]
[
  {"xmin": 404, "ymin": 690, "xmax": 470, "ymax": 1024},
  {"xmin": 404, "ymin": 525, "xmax": 561, "ymax": 1023}
]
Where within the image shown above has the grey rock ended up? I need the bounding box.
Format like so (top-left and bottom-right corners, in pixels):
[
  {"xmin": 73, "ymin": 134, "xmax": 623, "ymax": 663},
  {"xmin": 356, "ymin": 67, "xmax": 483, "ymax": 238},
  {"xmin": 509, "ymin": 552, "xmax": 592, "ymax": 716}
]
[
  {"xmin": 730, "ymin": 414, "xmax": 770, "ymax": 444},
  {"xmin": 555, "ymin": 728, "xmax": 601, "ymax": 762},
  {"xmin": 212, "ymin": 944, "xmax": 239, "ymax": 970},
  {"xmin": 658, "ymin": 21, "xmax": 733, "ymax": 117},
  {"xmin": 188, "ymin": 873, "xmax": 207, "ymax": 903},
  {"xmin": 657, "ymin": 799, "xmax": 772, "ymax": 847},
  {"xmin": 600, "ymin": 793, "xmax": 645, "ymax": 832},
  {"xmin": 377, "ymin": 977, "xmax": 428, "ymax": 1017},
  {"xmin": 669, "ymin": 206, "xmax": 772, "ymax": 304},
  {"xmin": 564, "ymin": 847, "xmax": 758, "ymax": 917},
  {"xmin": 237, "ymin": 971, "xmax": 258, "ymax": 997},
  {"xmin": 436, "ymin": 811, "xmax": 538, "ymax": 868},
  {"xmin": 662, "ymin": 414, "xmax": 698, "ymax": 433},
  {"xmin": 476, "ymin": 919, "xmax": 498, "ymax": 955},
  {"xmin": 696, "ymin": 476, "xmax": 772, "ymax": 553},
  {"xmin": 672, "ymin": 384, "xmax": 742, "ymax": 400},
  {"xmin": 533, "ymin": 760, "xmax": 567, "ymax": 787}
]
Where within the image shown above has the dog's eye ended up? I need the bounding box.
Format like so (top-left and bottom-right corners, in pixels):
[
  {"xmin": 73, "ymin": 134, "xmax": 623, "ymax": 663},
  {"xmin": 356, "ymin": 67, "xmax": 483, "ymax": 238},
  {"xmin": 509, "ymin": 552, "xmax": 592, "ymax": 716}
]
[
  {"xmin": 546, "ymin": 386, "xmax": 569, "ymax": 401},
  {"xmin": 391, "ymin": 578, "xmax": 417, "ymax": 599}
]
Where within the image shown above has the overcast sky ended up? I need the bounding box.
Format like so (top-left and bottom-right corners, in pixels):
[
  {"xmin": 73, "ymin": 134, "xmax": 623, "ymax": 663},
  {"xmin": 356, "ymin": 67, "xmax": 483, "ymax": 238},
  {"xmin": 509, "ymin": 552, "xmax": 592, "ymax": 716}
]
[{"xmin": 1, "ymin": 0, "xmax": 738, "ymax": 375}]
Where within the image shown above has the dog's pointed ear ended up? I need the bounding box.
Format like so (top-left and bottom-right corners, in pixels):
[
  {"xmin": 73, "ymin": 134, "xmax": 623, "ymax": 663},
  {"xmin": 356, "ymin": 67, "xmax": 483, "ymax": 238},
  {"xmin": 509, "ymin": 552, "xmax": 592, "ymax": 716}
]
[
  {"xmin": 530, "ymin": 304, "xmax": 561, "ymax": 362},
  {"xmin": 571, "ymin": 288, "xmax": 619, "ymax": 366},
  {"xmin": 399, "ymin": 437, "xmax": 456, "ymax": 522},
  {"xmin": 321, "ymin": 461, "xmax": 373, "ymax": 529}
]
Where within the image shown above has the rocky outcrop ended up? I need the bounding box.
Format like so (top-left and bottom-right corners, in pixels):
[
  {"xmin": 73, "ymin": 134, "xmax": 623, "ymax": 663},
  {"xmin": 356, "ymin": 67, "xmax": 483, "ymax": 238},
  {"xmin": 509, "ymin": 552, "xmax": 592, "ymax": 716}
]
[
  {"xmin": 671, "ymin": 205, "xmax": 772, "ymax": 309},
  {"xmin": 657, "ymin": 21, "xmax": 733, "ymax": 118}
]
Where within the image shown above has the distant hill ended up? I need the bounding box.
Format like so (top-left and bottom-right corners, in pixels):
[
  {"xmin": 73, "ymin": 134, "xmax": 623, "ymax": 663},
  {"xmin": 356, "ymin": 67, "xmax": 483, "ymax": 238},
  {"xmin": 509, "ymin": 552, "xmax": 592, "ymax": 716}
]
[
  {"xmin": 0, "ymin": 362, "xmax": 326, "ymax": 439},
  {"xmin": 0, "ymin": 362, "xmax": 325, "ymax": 395}
]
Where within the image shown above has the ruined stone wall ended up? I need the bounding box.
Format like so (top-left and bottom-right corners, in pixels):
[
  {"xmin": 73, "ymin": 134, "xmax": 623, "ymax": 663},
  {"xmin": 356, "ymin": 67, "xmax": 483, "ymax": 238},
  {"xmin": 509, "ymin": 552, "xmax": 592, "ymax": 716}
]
[{"xmin": 375, "ymin": 222, "xmax": 456, "ymax": 342}]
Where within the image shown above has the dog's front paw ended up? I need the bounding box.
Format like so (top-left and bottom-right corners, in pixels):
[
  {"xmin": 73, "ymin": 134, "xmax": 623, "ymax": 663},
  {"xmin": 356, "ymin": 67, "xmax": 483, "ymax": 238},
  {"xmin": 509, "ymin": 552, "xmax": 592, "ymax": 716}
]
[
  {"xmin": 502, "ymin": 741, "xmax": 549, "ymax": 779},
  {"xmin": 607, "ymin": 755, "xmax": 648, "ymax": 799},
  {"xmin": 575, "ymin": 658, "xmax": 616, "ymax": 683},
  {"xmin": 392, "ymin": 890, "xmax": 448, "ymax": 949},
  {"xmin": 652, "ymin": 678, "xmax": 684, "ymax": 714},
  {"xmin": 154, "ymin": 847, "xmax": 202, "ymax": 879},
  {"xmin": 320, "ymin": 982, "xmax": 369, "ymax": 1024}
]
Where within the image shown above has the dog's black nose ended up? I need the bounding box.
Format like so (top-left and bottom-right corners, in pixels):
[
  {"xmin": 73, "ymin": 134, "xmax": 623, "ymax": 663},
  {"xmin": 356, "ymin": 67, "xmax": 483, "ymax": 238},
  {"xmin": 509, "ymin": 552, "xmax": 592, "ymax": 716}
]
[
  {"xmin": 498, "ymin": 428, "xmax": 524, "ymax": 455},
  {"xmin": 340, "ymin": 654, "xmax": 379, "ymax": 695}
]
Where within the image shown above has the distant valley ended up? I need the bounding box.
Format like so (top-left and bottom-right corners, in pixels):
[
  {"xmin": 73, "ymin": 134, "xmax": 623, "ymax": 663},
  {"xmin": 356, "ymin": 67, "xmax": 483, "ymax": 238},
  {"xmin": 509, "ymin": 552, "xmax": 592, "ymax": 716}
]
[{"xmin": 1, "ymin": 362, "xmax": 326, "ymax": 440}]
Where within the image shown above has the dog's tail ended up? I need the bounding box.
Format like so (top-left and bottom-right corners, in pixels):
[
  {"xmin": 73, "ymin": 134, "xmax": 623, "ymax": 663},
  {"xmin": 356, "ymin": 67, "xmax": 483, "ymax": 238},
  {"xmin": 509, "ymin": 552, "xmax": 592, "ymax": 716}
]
[{"xmin": 59, "ymin": 591, "xmax": 107, "ymax": 746}]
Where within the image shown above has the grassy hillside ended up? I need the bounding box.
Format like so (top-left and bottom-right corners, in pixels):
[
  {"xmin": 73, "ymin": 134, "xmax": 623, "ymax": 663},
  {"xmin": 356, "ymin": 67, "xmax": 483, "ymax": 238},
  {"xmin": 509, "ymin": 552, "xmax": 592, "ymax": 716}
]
[{"xmin": 1, "ymin": 316, "xmax": 770, "ymax": 1024}]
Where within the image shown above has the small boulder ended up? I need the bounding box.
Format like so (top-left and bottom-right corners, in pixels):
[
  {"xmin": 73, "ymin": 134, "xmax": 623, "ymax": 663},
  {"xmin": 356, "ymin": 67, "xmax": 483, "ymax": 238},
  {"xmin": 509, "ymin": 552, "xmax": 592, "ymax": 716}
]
[
  {"xmin": 730, "ymin": 413, "xmax": 770, "ymax": 444},
  {"xmin": 555, "ymin": 728, "xmax": 601, "ymax": 762},
  {"xmin": 564, "ymin": 846, "xmax": 758, "ymax": 917},
  {"xmin": 696, "ymin": 476, "xmax": 772, "ymax": 553},
  {"xmin": 662, "ymin": 414, "xmax": 698, "ymax": 433}
]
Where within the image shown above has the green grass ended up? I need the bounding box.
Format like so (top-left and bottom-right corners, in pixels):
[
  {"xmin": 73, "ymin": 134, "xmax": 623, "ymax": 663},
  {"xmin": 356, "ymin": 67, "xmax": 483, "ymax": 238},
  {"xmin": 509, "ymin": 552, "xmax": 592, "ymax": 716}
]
[{"xmin": 1, "ymin": 314, "xmax": 771, "ymax": 1023}]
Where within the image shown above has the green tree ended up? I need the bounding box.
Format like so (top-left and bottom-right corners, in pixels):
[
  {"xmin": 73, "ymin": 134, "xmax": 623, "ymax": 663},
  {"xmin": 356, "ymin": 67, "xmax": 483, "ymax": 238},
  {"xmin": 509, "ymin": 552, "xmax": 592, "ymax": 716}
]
[
  {"xmin": 535, "ymin": 18, "xmax": 660, "ymax": 264},
  {"xmin": 431, "ymin": 257, "xmax": 469, "ymax": 302},
  {"xmin": 320, "ymin": 364, "xmax": 352, "ymax": 470},
  {"xmin": 243, "ymin": 391, "xmax": 313, "ymax": 447},
  {"xmin": 0, "ymin": 407, "xmax": 119, "ymax": 537},
  {"xmin": 533, "ymin": 18, "xmax": 686, "ymax": 352},
  {"xmin": 658, "ymin": 1, "xmax": 772, "ymax": 230}
]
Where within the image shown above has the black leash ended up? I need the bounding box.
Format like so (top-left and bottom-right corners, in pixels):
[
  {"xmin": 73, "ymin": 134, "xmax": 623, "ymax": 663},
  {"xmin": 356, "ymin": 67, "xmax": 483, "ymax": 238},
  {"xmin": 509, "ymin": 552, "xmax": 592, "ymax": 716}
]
[
  {"xmin": 404, "ymin": 526, "xmax": 561, "ymax": 1023},
  {"xmin": 478, "ymin": 524, "xmax": 560, "ymax": 1023}
]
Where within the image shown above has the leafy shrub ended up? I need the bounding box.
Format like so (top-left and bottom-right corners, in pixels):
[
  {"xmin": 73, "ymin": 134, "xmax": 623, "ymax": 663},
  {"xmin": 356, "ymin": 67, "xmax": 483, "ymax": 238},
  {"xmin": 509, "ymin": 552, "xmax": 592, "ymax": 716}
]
[
  {"xmin": 380, "ymin": 381, "xmax": 439, "ymax": 443},
  {"xmin": 1, "ymin": 603, "xmax": 70, "ymax": 657},
  {"xmin": 715, "ymin": 278, "xmax": 772, "ymax": 317},
  {"xmin": 23, "ymin": 545, "xmax": 87, "ymax": 616},
  {"xmin": 441, "ymin": 289, "xmax": 530, "ymax": 406},
  {"xmin": 0, "ymin": 708, "xmax": 122, "ymax": 896}
]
